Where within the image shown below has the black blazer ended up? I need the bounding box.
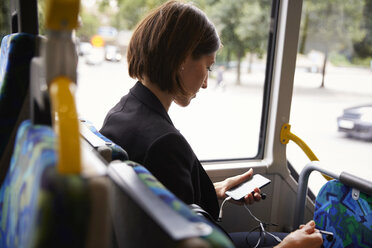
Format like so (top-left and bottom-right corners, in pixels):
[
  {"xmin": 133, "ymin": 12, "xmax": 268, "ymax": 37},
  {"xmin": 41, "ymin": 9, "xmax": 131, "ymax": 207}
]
[{"xmin": 100, "ymin": 82, "xmax": 220, "ymax": 220}]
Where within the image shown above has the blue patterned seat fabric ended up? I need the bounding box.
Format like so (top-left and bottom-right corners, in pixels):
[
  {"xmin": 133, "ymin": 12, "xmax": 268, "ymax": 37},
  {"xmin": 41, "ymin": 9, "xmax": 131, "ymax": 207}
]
[
  {"xmin": 314, "ymin": 179, "xmax": 372, "ymax": 248},
  {"xmin": 0, "ymin": 33, "xmax": 36, "ymax": 158},
  {"xmin": 127, "ymin": 161, "xmax": 235, "ymax": 248},
  {"xmin": 0, "ymin": 120, "xmax": 91, "ymax": 247}
]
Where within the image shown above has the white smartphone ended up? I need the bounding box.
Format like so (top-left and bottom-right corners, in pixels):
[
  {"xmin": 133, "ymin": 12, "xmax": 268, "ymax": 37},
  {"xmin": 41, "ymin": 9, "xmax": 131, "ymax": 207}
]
[{"xmin": 225, "ymin": 174, "xmax": 271, "ymax": 201}]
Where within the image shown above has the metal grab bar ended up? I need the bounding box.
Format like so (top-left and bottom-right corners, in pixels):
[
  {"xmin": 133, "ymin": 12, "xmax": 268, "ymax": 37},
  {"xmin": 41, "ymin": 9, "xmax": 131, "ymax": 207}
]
[
  {"xmin": 280, "ymin": 123, "xmax": 333, "ymax": 181},
  {"xmin": 293, "ymin": 161, "xmax": 339, "ymax": 229}
]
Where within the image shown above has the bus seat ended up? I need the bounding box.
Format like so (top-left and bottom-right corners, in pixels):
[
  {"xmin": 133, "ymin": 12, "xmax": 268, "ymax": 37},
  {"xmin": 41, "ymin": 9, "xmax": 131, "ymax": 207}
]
[
  {"xmin": 80, "ymin": 118, "xmax": 129, "ymax": 162},
  {"xmin": 0, "ymin": 33, "xmax": 36, "ymax": 185},
  {"xmin": 0, "ymin": 120, "xmax": 111, "ymax": 247},
  {"xmin": 0, "ymin": 0, "xmax": 111, "ymax": 246},
  {"xmin": 108, "ymin": 161, "xmax": 234, "ymax": 248},
  {"xmin": 294, "ymin": 161, "xmax": 372, "ymax": 247},
  {"xmin": 314, "ymin": 180, "xmax": 372, "ymax": 248}
]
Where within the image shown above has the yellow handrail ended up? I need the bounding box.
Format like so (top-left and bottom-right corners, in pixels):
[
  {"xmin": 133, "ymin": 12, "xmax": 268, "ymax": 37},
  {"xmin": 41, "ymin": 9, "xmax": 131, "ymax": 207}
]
[
  {"xmin": 280, "ymin": 123, "xmax": 332, "ymax": 181},
  {"xmin": 44, "ymin": 0, "xmax": 81, "ymax": 174},
  {"xmin": 49, "ymin": 76, "xmax": 81, "ymax": 174}
]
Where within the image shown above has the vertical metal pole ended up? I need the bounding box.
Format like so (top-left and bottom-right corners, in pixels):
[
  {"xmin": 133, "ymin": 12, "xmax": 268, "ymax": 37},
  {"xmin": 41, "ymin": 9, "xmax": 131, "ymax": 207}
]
[{"xmin": 17, "ymin": 0, "xmax": 38, "ymax": 34}]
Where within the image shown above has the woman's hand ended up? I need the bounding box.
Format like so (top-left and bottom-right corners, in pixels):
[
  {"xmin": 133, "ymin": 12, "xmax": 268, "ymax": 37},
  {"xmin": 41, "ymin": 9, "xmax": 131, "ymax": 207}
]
[
  {"xmin": 213, "ymin": 168, "xmax": 261, "ymax": 205},
  {"xmin": 275, "ymin": 220, "xmax": 323, "ymax": 248}
]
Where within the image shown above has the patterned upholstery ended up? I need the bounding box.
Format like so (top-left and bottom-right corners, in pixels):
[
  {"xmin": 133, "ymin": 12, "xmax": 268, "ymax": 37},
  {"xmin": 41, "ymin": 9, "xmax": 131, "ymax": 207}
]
[
  {"xmin": 0, "ymin": 120, "xmax": 92, "ymax": 247},
  {"xmin": 34, "ymin": 167, "xmax": 91, "ymax": 247},
  {"xmin": 0, "ymin": 35, "xmax": 11, "ymax": 82},
  {"xmin": 127, "ymin": 161, "xmax": 235, "ymax": 248},
  {"xmin": 80, "ymin": 119, "xmax": 128, "ymax": 161},
  {"xmin": 314, "ymin": 180, "xmax": 372, "ymax": 248},
  {"xmin": 0, "ymin": 33, "xmax": 36, "ymax": 157}
]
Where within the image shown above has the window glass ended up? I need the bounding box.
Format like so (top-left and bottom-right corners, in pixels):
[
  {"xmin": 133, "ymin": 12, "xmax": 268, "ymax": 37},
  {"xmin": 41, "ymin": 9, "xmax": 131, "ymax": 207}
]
[
  {"xmin": 289, "ymin": 0, "xmax": 372, "ymax": 194},
  {"xmin": 76, "ymin": 0, "xmax": 274, "ymax": 161},
  {"xmin": 0, "ymin": 0, "xmax": 10, "ymax": 39},
  {"xmin": 37, "ymin": 0, "xmax": 46, "ymax": 35}
]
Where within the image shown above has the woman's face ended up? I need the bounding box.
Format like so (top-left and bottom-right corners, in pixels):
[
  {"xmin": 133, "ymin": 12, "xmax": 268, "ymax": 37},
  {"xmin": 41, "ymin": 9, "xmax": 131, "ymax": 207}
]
[{"xmin": 174, "ymin": 53, "xmax": 216, "ymax": 107}]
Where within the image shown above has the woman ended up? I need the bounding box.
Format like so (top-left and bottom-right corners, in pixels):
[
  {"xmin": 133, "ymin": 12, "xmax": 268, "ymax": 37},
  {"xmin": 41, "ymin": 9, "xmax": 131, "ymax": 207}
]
[{"xmin": 100, "ymin": 1, "xmax": 322, "ymax": 247}]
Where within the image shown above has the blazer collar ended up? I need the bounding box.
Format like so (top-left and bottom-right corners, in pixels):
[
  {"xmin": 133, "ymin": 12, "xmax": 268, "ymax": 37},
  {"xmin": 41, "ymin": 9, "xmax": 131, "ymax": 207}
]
[{"xmin": 130, "ymin": 81, "xmax": 174, "ymax": 126}]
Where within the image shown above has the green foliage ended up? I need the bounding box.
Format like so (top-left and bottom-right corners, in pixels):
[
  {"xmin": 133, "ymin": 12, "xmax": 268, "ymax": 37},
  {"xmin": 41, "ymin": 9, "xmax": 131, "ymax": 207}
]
[
  {"xmin": 330, "ymin": 52, "xmax": 372, "ymax": 67},
  {"xmin": 329, "ymin": 52, "xmax": 352, "ymax": 66},
  {"xmin": 0, "ymin": 0, "xmax": 10, "ymax": 39},
  {"xmin": 352, "ymin": 56, "xmax": 372, "ymax": 67},
  {"xmin": 99, "ymin": 0, "xmax": 111, "ymax": 12},
  {"xmin": 298, "ymin": 0, "xmax": 370, "ymax": 87},
  {"xmin": 38, "ymin": 0, "xmax": 46, "ymax": 35},
  {"xmin": 116, "ymin": 0, "xmax": 167, "ymax": 29},
  {"xmin": 204, "ymin": 0, "xmax": 270, "ymax": 83},
  {"xmin": 76, "ymin": 8, "xmax": 101, "ymax": 41},
  {"xmin": 300, "ymin": 0, "xmax": 365, "ymax": 55},
  {"xmin": 354, "ymin": 0, "xmax": 372, "ymax": 58},
  {"xmin": 237, "ymin": 1, "xmax": 270, "ymax": 57}
]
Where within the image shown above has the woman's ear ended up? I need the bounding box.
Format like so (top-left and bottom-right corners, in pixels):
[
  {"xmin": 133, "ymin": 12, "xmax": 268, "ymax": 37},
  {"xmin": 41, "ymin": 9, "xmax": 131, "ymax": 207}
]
[{"xmin": 180, "ymin": 60, "xmax": 186, "ymax": 72}]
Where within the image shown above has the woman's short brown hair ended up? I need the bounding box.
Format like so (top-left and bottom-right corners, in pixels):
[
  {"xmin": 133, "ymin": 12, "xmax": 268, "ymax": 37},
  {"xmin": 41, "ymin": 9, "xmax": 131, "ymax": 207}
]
[{"xmin": 127, "ymin": 0, "xmax": 220, "ymax": 93}]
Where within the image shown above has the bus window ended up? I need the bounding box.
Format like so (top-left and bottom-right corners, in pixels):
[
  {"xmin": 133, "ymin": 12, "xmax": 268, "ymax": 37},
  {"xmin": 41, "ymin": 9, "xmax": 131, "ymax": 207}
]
[
  {"xmin": 170, "ymin": 1, "xmax": 274, "ymax": 161},
  {"xmin": 0, "ymin": 1, "xmax": 10, "ymax": 38},
  {"xmin": 289, "ymin": 0, "xmax": 372, "ymax": 194},
  {"xmin": 75, "ymin": 0, "xmax": 276, "ymax": 162}
]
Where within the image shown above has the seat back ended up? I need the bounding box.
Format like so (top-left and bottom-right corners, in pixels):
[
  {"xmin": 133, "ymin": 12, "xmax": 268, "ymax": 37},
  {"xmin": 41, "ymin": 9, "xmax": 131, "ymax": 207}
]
[
  {"xmin": 0, "ymin": 120, "xmax": 55, "ymax": 247},
  {"xmin": 0, "ymin": 33, "xmax": 36, "ymax": 184},
  {"xmin": 0, "ymin": 0, "xmax": 112, "ymax": 246},
  {"xmin": 0, "ymin": 120, "xmax": 87, "ymax": 247},
  {"xmin": 0, "ymin": 120, "xmax": 111, "ymax": 247},
  {"xmin": 314, "ymin": 179, "xmax": 372, "ymax": 248},
  {"xmin": 108, "ymin": 161, "xmax": 234, "ymax": 248}
]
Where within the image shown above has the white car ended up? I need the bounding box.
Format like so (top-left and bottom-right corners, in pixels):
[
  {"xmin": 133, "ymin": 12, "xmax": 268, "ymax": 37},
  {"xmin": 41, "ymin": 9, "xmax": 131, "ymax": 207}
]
[
  {"xmin": 78, "ymin": 42, "xmax": 92, "ymax": 56},
  {"xmin": 85, "ymin": 47, "xmax": 105, "ymax": 65},
  {"xmin": 105, "ymin": 45, "xmax": 122, "ymax": 62},
  {"xmin": 337, "ymin": 104, "xmax": 372, "ymax": 141}
]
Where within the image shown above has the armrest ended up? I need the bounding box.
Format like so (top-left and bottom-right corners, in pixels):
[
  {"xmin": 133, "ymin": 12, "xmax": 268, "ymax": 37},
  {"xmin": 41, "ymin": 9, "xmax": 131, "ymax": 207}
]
[
  {"xmin": 80, "ymin": 119, "xmax": 128, "ymax": 161},
  {"xmin": 108, "ymin": 161, "xmax": 202, "ymax": 241}
]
